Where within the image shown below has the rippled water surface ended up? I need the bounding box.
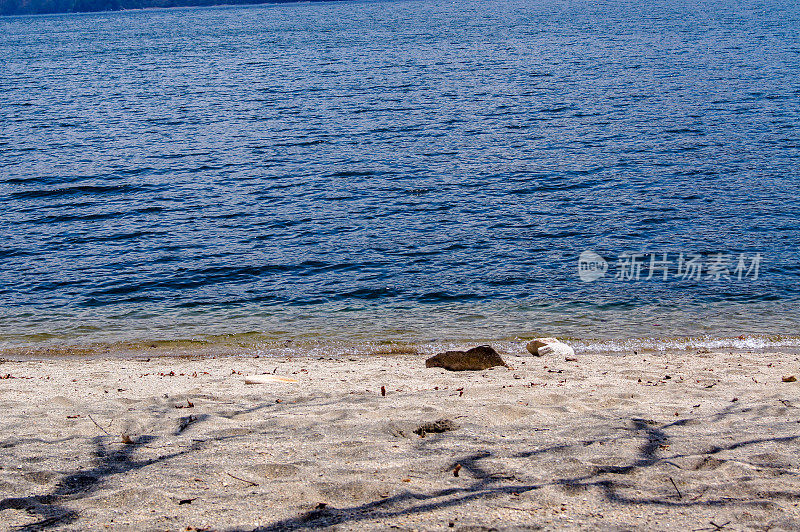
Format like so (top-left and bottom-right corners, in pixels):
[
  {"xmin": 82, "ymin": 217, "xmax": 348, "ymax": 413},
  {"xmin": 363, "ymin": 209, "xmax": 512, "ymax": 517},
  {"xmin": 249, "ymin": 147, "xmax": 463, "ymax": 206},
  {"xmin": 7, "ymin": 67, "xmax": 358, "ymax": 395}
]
[{"xmin": 1, "ymin": 0, "xmax": 799, "ymax": 352}]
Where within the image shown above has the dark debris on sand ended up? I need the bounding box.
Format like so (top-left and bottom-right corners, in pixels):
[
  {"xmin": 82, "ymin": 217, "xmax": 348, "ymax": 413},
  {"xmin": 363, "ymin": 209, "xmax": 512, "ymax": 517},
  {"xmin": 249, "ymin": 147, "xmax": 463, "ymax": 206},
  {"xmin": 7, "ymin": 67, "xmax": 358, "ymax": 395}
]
[{"xmin": 425, "ymin": 345, "xmax": 508, "ymax": 371}]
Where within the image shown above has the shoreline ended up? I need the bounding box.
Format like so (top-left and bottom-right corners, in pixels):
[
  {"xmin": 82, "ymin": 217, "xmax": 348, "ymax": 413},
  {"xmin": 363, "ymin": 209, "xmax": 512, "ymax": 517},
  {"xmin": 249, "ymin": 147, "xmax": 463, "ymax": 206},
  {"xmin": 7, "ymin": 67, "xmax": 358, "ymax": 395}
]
[
  {"xmin": 1, "ymin": 349, "xmax": 799, "ymax": 530},
  {"xmin": 2, "ymin": 333, "xmax": 800, "ymax": 361}
]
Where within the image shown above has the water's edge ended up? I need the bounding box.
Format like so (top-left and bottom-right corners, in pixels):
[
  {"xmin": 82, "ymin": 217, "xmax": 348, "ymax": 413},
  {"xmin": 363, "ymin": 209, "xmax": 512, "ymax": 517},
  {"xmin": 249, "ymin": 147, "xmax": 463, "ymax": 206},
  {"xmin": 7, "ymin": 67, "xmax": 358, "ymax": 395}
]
[{"xmin": 3, "ymin": 333, "xmax": 800, "ymax": 361}]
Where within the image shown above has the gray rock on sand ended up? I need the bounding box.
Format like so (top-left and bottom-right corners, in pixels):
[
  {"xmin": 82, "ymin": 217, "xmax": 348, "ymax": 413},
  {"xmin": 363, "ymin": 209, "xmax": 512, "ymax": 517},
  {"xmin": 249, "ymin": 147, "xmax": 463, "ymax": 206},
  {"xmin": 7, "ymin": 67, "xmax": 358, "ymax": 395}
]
[
  {"xmin": 387, "ymin": 418, "xmax": 460, "ymax": 438},
  {"xmin": 413, "ymin": 418, "xmax": 458, "ymax": 437},
  {"xmin": 425, "ymin": 345, "xmax": 508, "ymax": 371},
  {"xmin": 526, "ymin": 337, "xmax": 575, "ymax": 357}
]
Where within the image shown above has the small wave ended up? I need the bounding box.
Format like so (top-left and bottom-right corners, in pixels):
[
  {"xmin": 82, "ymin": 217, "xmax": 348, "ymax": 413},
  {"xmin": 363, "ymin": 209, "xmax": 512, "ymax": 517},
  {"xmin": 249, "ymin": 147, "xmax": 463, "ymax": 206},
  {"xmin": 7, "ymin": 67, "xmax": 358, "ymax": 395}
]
[
  {"xmin": 417, "ymin": 291, "xmax": 482, "ymax": 303},
  {"xmin": 572, "ymin": 335, "xmax": 800, "ymax": 354},
  {"xmin": 661, "ymin": 127, "xmax": 703, "ymax": 134},
  {"xmin": 32, "ymin": 210, "xmax": 147, "ymax": 224},
  {"xmin": 82, "ymin": 263, "xmax": 298, "ymax": 300},
  {"xmin": 65, "ymin": 229, "xmax": 164, "ymax": 244},
  {"xmin": 325, "ymin": 170, "xmax": 378, "ymax": 178},
  {"xmin": 0, "ymin": 247, "xmax": 35, "ymax": 259},
  {"xmin": 9, "ymin": 184, "xmax": 155, "ymax": 200},
  {"xmin": 539, "ymin": 105, "xmax": 573, "ymax": 113},
  {"xmin": 297, "ymin": 260, "xmax": 371, "ymax": 275},
  {"xmin": 335, "ymin": 287, "xmax": 402, "ymax": 300}
]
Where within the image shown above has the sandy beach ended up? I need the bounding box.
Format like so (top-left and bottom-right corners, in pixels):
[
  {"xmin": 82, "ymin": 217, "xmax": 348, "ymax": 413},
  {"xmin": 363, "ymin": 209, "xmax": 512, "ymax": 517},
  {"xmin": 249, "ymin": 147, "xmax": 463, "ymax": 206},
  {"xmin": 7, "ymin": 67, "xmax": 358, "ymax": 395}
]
[{"xmin": 1, "ymin": 347, "xmax": 799, "ymax": 531}]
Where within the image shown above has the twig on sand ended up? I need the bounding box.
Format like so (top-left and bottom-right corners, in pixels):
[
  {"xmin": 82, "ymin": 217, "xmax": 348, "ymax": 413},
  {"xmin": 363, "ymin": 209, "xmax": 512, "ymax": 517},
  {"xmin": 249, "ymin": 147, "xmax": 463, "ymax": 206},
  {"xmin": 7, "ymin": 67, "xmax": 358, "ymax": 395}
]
[
  {"xmin": 87, "ymin": 414, "xmax": 111, "ymax": 436},
  {"xmin": 664, "ymin": 460, "xmax": 684, "ymax": 470},
  {"xmin": 499, "ymin": 506, "xmax": 535, "ymax": 513},
  {"xmin": 692, "ymin": 521, "xmax": 732, "ymax": 531},
  {"xmin": 225, "ymin": 472, "xmax": 258, "ymax": 486},
  {"xmin": 669, "ymin": 476, "xmax": 682, "ymax": 499},
  {"xmin": 178, "ymin": 415, "xmax": 198, "ymax": 433}
]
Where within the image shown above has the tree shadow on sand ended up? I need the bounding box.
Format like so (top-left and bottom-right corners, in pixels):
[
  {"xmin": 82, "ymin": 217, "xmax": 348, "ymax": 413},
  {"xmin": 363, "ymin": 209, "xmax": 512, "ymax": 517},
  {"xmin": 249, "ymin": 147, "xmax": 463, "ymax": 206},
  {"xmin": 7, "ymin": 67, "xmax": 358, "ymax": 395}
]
[
  {"xmin": 2, "ymin": 403, "xmax": 798, "ymax": 531},
  {"xmin": 0, "ymin": 397, "xmax": 292, "ymax": 531},
  {"xmin": 0, "ymin": 433, "xmax": 199, "ymax": 531},
  {"xmin": 242, "ymin": 414, "xmax": 800, "ymax": 531}
]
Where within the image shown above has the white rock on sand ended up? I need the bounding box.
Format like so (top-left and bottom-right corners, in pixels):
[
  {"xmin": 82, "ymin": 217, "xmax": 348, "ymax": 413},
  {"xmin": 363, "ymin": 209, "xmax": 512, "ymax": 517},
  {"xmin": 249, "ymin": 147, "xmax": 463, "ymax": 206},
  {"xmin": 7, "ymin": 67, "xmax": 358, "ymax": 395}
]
[{"xmin": 526, "ymin": 337, "xmax": 575, "ymax": 357}]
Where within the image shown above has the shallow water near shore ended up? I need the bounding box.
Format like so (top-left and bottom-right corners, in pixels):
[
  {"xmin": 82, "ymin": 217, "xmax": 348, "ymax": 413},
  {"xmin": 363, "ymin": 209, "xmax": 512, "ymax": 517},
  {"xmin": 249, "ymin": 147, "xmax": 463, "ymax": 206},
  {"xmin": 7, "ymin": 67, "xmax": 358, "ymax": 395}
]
[{"xmin": 2, "ymin": 0, "xmax": 799, "ymax": 353}]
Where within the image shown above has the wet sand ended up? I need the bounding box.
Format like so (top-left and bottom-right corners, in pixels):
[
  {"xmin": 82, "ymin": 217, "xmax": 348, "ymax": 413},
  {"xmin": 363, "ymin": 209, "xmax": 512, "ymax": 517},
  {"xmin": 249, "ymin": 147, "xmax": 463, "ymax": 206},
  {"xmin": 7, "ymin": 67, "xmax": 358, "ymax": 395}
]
[{"xmin": 1, "ymin": 348, "xmax": 799, "ymax": 531}]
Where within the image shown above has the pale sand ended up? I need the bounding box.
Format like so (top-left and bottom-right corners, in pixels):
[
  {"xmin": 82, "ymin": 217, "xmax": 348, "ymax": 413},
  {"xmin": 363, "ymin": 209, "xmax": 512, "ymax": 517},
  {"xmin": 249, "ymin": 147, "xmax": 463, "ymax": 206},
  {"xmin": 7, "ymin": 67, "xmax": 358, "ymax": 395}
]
[{"xmin": 1, "ymin": 349, "xmax": 799, "ymax": 531}]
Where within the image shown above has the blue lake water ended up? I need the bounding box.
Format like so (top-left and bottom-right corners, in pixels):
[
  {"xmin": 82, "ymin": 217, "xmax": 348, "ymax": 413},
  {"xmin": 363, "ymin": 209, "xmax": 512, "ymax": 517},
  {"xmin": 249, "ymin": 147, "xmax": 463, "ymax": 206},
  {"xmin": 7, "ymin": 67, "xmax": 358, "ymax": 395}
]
[{"xmin": 1, "ymin": 0, "xmax": 799, "ymax": 354}]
